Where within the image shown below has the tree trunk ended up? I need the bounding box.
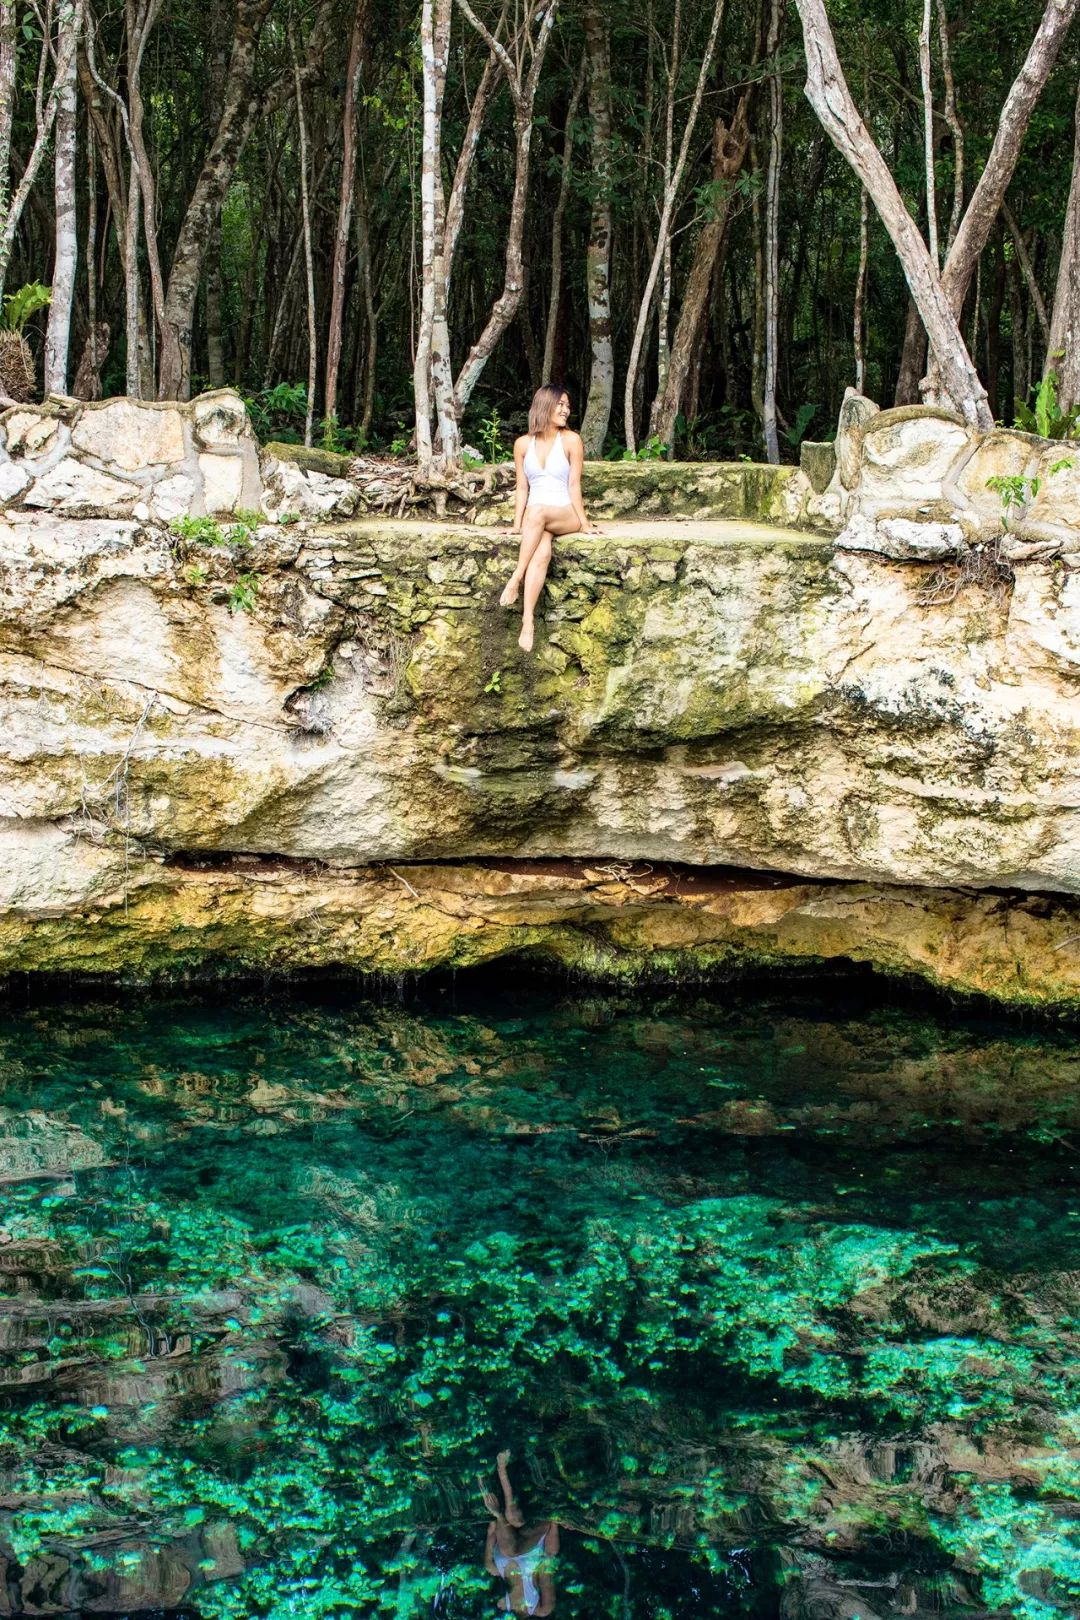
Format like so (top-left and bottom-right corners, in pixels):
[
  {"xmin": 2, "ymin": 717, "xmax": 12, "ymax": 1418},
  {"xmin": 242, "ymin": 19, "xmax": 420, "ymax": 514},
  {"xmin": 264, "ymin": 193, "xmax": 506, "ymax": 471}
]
[
  {"xmin": 762, "ymin": 0, "xmax": 782, "ymax": 464},
  {"xmin": 623, "ymin": 0, "xmax": 725, "ymax": 452},
  {"xmin": 935, "ymin": 0, "xmax": 964, "ymax": 252},
  {"xmin": 444, "ymin": 13, "xmax": 503, "ymax": 294},
  {"xmin": 1002, "ymin": 200, "xmax": 1049, "ymax": 346},
  {"xmin": 44, "ymin": 4, "xmax": 81, "ymax": 396},
  {"xmin": 793, "ymin": 0, "xmax": 992, "ymax": 429},
  {"xmin": 291, "ymin": 29, "xmax": 317, "ymax": 448},
  {"xmin": 919, "ymin": 0, "xmax": 938, "ymax": 266},
  {"xmin": 655, "ymin": 0, "xmax": 682, "ymax": 412},
  {"xmin": 0, "ymin": 0, "xmax": 15, "ymax": 227},
  {"xmin": 853, "ymin": 184, "xmax": 869, "ymax": 393},
  {"xmin": 648, "ymin": 96, "xmax": 751, "ymax": 449},
  {"xmin": 1046, "ymin": 73, "xmax": 1080, "ymax": 407},
  {"xmin": 324, "ymin": 0, "xmax": 367, "ymax": 427},
  {"xmin": 158, "ymin": 0, "xmax": 332, "ymax": 400},
  {"xmin": 542, "ymin": 52, "xmax": 586, "ymax": 383},
  {"xmin": 0, "ymin": 1, "xmax": 86, "ymax": 303},
  {"xmin": 413, "ymin": 0, "xmax": 457, "ymax": 472},
  {"xmin": 356, "ymin": 170, "xmax": 378, "ymax": 439},
  {"xmin": 580, "ymin": 2, "xmax": 614, "ymax": 456},
  {"xmin": 205, "ymin": 229, "xmax": 225, "ymax": 387},
  {"xmin": 451, "ymin": 0, "xmax": 559, "ymax": 413},
  {"xmin": 941, "ymin": 0, "xmax": 1079, "ymax": 321}
]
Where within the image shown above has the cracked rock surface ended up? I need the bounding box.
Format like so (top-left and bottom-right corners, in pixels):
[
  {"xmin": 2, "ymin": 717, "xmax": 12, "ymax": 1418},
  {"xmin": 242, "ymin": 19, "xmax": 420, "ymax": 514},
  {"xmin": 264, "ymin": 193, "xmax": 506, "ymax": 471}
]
[{"xmin": 3, "ymin": 510, "xmax": 1080, "ymax": 1003}]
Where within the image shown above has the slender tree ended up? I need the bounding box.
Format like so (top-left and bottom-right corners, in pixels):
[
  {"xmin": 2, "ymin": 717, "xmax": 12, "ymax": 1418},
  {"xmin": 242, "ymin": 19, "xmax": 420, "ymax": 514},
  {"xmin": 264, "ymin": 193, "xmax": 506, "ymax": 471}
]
[
  {"xmin": 44, "ymin": 0, "xmax": 82, "ymax": 394},
  {"xmin": 580, "ymin": 0, "xmax": 613, "ymax": 456}
]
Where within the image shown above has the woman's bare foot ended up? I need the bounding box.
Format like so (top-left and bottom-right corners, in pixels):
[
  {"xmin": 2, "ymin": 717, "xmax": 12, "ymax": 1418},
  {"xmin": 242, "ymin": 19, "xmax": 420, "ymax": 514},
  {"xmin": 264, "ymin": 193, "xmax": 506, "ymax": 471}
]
[
  {"xmin": 500, "ymin": 573, "xmax": 522, "ymax": 607},
  {"xmin": 518, "ymin": 621, "xmax": 535, "ymax": 653}
]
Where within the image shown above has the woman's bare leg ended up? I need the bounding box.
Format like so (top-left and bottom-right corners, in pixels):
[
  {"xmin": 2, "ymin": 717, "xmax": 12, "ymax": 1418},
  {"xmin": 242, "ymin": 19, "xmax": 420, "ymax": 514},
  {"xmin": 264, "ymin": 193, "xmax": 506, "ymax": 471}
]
[
  {"xmin": 519, "ymin": 537, "xmax": 552, "ymax": 652},
  {"xmin": 518, "ymin": 508, "xmax": 580, "ymax": 652},
  {"xmin": 501, "ymin": 507, "xmax": 549, "ymax": 606}
]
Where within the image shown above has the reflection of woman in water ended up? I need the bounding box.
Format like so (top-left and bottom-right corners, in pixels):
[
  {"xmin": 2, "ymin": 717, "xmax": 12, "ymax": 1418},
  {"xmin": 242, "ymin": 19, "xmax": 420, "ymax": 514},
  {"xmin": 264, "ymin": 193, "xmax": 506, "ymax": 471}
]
[{"xmin": 482, "ymin": 1449, "xmax": 559, "ymax": 1615}]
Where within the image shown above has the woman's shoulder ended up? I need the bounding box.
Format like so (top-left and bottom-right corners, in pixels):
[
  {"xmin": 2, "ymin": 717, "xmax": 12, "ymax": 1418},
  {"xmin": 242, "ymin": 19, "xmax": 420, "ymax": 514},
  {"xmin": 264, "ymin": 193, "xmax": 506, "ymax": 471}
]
[
  {"xmin": 513, "ymin": 432, "xmax": 531, "ymax": 452},
  {"xmin": 561, "ymin": 427, "xmax": 583, "ymax": 445}
]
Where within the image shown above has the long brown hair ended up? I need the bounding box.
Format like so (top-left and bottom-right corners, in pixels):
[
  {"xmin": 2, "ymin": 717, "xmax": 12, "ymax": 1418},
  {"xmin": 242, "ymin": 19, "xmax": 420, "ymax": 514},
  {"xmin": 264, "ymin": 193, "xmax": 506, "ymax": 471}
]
[{"xmin": 528, "ymin": 384, "xmax": 568, "ymax": 435}]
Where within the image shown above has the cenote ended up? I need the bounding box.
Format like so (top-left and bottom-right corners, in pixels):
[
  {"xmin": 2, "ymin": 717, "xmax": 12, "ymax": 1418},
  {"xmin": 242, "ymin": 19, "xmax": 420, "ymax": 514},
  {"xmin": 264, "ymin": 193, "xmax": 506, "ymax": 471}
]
[{"xmin": 1, "ymin": 974, "xmax": 1079, "ymax": 1619}]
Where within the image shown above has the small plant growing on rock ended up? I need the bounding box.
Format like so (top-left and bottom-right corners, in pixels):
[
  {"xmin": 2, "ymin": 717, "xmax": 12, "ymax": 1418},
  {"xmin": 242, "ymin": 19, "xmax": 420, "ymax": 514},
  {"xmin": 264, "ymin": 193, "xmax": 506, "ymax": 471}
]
[
  {"xmin": 987, "ymin": 458, "xmax": 1072, "ymax": 529},
  {"xmin": 228, "ymin": 572, "xmax": 260, "ymax": 614},
  {"xmin": 182, "ymin": 562, "xmax": 209, "ymax": 588},
  {"xmin": 479, "ymin": 407, "xmax": 504, "ymax": 463},
  {"xmin": 483, "ymin": 669, "xmax": 502, "ymax": 695}
]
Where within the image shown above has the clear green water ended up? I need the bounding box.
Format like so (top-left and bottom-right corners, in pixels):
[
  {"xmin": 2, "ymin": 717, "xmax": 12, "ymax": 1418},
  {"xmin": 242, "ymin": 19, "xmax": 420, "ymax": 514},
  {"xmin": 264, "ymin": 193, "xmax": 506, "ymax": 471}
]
[{"xmin": 1, "ymin": 978, "xmax": 1079, "ymax": 1619}]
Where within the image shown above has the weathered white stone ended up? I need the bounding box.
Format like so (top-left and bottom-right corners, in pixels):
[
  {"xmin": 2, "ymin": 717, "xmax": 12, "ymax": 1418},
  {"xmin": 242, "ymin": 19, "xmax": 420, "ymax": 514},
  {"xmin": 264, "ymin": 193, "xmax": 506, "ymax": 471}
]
[
  {"xmin": 834, "ymin": 390, "xmax": 880, "ymax": 489},
  {"xmin": 305, "ymin": 470, "xmax": 358, "ymax": 517},
  {"xmin": 150, "ymin": 472, "xmax": 197, "ymax": 524},
  {"xmin": 943, "ymin": 429, "xmax": 1043, "ymax": 534},
  {"xmin": 192, "ymin": 389, "xmax": 253, "ymax": 449},
  {"xmin": 199, "ymin": 453, "xmax": 246, "ymax": 515},
  {"xmin": 4, "ymin": 410, "xmax": 63, "ymax": 458},
  {"xmin": 23, "ymin": 459, "xmax": 140, "ymax": 512},
  {"xmin": 836, "ymin": 512, "xmax": 966, "ymax": 562},
  {"xmin": 0, "ymin": 462, "xmax": 30, "ymax": 504},
  {"xmin": 72, "ymin": 399, "xmax": 186, "ymax": 471},
  {"xmin": 1015, "ymin": 446, "xmax": 1080, "ymax": 545},
  {"xmin": 260, "ymin": 456, "xmax": 355, "ymax": 519},
  {"xmin": 261, "ymin": 457, "xmax": 311, "ymax": 517},
  {"xmin": 854, "ymin": 406, "xmax": 969, "ymax": 516}
]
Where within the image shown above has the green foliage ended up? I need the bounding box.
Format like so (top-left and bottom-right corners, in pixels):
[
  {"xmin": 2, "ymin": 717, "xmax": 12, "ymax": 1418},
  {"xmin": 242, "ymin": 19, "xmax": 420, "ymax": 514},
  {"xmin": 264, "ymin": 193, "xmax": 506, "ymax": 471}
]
[
  {"xmin": 621, "ymin": 434, "xmax": 667, "ymax": 462},
  {"xmin": 987, "ymin": 458, "xmax": 1072, "ymax": 529},
  {"xmin": 783, "ymin": 402, "xmax": 819, "ymax": 450},
  {"xmin": 242, "ymin": 382, "xmax": 308, "ymax": 443},
  {"xmin": 1014, "ymin": 371, "xmax": 1080, "ymax": 441},
  {"xmin": 479, "ymin": 406, "xmax": 505, "ymax": 463},
  {"xmin": 483, "ymin": 668, "xmax": 502, "ymax": 693},
  {"xmin": 0, "ymin": 281, "xmax": 51, "ymax": 332},
  {"xmin": 228, "ymin": 571, "xmax": 259, "ymax": 613}
]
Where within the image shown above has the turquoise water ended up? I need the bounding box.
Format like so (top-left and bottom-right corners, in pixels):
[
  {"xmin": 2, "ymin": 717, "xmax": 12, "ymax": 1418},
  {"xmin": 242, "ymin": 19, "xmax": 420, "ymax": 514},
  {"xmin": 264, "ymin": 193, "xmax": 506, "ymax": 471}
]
[{"xmin": 1, "ymin": 978, "xmax": 1079, "ymax": 1617}]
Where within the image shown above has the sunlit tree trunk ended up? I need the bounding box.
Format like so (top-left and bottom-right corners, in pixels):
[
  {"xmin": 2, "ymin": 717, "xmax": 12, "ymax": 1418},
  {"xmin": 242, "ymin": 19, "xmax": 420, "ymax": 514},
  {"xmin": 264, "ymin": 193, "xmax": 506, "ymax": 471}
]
[
  {"xmin": 623, "ymin": 0, "xmax": 724, "ymax": 453},
  {"xmin": 0, "ymin": 0, "xmax": 86, "ymax": 303},
  {"xmin": 0, "ymin": 0, "xmax": 15, "ymax": 229},
  {"xmin": 542, "ymin": 52, "xmax": 586, "ymax": 384},
  {"xmin": 44, "ymin": 2, "xmax": 81, "ymax": 395},
  {"xmin": 324, "ymin": 0, "xmax": 368, "ymax": 428},
  {"xmin": 452, "ymin": 0, "xmax": 559, "ymax": 413},
  {"xmin": 580, "ymin": 1, "xmax": 613, "ymax": 456},
  {"xmin": 793, "ymin": 0, "xmax": 992, "ymax": 429},
  {"xmin": 413, "ymin": 0, "xmax": 457, "ymax": 472},
  {"xmin": 762, "ymin": 0, "xmax": 782, "ymax": 464},
  {"xmin": 291, "ymin": 26, "xmax": 317, "ymax": 448},
  {"xmin": 649, "ymin": 95, "xmax": 750, "ymax": 448},
  {"xmin": 1046, "ymin": 74, "xmax": 1080, "ymax": 408}
]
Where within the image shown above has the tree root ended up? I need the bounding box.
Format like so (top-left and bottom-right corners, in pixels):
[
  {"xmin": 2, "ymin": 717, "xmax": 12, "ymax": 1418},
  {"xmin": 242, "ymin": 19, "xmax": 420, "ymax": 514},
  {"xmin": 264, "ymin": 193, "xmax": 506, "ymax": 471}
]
[{"xmin": 344, "ymin": 455, "xmax": 515, "ymax": 523}]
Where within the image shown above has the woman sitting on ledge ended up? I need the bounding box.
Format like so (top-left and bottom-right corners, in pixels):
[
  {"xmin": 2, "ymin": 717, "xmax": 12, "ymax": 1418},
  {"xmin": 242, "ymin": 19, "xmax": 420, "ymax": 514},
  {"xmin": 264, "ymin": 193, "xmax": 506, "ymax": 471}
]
[{"xmin": 501, "ymin": 384, "xmax": 601, "ymax": 652}]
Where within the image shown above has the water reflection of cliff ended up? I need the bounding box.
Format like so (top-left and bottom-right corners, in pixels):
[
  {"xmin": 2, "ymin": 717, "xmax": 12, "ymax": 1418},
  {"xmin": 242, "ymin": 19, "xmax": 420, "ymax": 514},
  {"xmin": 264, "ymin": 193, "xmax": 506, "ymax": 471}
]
[{"xmin": 1, "ymin": 984, "xmax": 1078, "ymax": 1616}]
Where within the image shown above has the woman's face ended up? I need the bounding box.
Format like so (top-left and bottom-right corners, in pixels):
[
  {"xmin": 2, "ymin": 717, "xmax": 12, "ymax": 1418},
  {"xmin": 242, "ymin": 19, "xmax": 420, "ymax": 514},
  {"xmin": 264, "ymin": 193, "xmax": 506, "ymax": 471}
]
[{"xmin": 554, "ymin": 393, "xmax": 571, "ymax": 427}]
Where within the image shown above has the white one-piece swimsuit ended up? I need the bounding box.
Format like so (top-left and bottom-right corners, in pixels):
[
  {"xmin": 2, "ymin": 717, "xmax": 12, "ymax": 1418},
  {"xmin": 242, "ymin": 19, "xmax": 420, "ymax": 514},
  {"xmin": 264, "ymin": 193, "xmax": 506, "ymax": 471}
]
[{"xmin": 524, "ymin": 432, "xmax": 572, "ymax": 509}]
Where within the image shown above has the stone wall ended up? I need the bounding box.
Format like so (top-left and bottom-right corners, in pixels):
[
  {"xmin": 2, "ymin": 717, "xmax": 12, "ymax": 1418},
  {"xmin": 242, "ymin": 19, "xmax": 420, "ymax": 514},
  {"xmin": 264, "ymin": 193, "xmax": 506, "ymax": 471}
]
[
  {"xmin": 818, "ymin": 391, "xmax": 1080, "ymax": 564},
  {"xmin": 0, "ymin": 388, "xmax": 356, "ymax": 522}
]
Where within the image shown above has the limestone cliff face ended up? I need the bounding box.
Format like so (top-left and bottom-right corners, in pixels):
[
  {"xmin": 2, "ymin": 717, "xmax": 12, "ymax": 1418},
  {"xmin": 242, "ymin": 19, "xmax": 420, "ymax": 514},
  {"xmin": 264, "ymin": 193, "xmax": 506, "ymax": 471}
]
[{"xmin": 4, "ymin": 442, "xmax": 1080, "ymax": 1002}]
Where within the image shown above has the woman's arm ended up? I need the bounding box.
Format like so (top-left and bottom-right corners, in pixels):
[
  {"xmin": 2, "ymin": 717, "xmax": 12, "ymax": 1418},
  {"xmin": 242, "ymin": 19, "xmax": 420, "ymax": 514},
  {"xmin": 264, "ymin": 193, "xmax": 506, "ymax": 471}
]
[
  {"xmin": 510, "ymin": 437, "xmax": 528, "ymax": 533},
  {"xmin": 484, "ymin": 1520, "xmax": 499, "ymax": 1576},
  {"xmin": 567, "ymin": 434, "xmax": 600, "ymax": 534}
]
